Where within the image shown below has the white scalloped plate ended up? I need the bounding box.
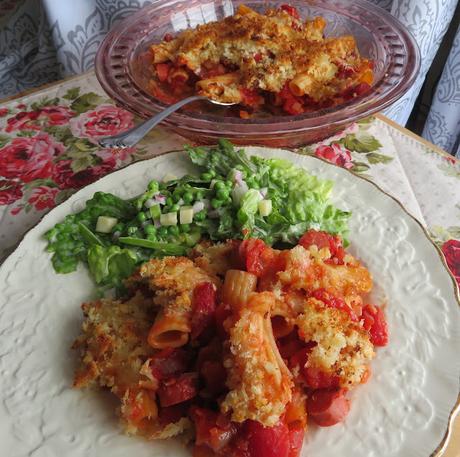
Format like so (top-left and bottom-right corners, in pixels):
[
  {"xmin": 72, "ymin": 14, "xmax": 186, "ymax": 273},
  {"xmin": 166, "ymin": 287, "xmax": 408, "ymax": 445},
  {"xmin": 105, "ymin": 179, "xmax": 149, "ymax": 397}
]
[{"xmin": 0, "ymin": 148, "xmax": 459, "ymax": 457}]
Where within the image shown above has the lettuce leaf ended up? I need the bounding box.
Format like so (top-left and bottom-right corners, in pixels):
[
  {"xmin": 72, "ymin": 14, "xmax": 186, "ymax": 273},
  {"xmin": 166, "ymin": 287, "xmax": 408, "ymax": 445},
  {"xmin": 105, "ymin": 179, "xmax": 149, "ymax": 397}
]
[
  {"xmin": 186, "ymin": 141, "xmax": 350, "ymax": 243},
  {"xmin": 87, "ymin": 245, "xmax": 138, "ymax": 287}
]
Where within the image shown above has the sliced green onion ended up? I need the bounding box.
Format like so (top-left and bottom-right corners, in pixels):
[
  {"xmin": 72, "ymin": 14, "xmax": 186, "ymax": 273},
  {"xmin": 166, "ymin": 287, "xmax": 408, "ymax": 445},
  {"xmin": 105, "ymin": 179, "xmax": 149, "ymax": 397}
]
[
  {"xmin": 78, "ymin": 222, "xmax": 105, "ymax": 246},
  {"xmin": 118, "ymin": 237, "xmax": 187, "ymax": 255}
]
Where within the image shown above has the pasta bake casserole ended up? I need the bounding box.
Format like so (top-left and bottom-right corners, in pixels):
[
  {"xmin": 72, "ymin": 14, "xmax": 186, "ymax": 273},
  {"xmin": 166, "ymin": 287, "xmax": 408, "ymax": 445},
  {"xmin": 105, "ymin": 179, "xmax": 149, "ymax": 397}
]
[
  {"xmin": 148, "ymin": 4, "xmax": 374, "ymax": 117},
  {"xmin": 73, "ymin": 229, "xmax": 388, "ymax": 457}
]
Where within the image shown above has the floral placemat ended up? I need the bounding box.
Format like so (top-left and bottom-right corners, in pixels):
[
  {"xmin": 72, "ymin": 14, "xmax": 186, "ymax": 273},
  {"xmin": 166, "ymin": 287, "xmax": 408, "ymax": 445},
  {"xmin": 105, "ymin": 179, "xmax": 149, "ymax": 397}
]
[{"xmin": 0, "ymin": 71, "xmax": 458, "ymax": 290}]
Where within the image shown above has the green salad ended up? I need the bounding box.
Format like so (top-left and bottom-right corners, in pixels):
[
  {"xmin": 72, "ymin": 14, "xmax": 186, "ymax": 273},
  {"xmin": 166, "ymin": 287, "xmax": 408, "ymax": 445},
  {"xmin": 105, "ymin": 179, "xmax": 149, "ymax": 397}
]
[{"xmin": 45, "ymin": 140, "xmax": 350, "ymax": 289}]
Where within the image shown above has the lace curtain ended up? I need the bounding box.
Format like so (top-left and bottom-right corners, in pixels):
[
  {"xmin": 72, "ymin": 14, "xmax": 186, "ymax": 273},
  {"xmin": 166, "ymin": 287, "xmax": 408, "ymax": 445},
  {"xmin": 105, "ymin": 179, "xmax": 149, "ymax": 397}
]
[{"xmin": 0, "ymin": 0, "xmax": 458, "ymax": 155}]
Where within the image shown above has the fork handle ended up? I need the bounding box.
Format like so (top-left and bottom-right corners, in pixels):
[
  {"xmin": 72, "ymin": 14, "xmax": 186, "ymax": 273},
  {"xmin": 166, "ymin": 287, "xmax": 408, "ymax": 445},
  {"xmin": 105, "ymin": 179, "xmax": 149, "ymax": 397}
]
[{"xmin": 98, "ymin": 95, "xmax": 208, "ymax": 149}]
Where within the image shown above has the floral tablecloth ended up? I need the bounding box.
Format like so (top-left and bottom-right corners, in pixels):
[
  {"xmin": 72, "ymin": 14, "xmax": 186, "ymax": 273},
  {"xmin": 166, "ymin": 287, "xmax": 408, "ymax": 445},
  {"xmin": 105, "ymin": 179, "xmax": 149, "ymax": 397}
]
[{"xmin": 0, "ymin": 70, "xmax": 459, "ymax": 454}]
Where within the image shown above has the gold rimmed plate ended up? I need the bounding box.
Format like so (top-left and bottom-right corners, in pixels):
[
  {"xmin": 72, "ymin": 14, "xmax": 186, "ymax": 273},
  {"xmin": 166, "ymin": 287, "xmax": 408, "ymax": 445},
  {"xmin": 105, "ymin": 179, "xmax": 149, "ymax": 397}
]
[{"xmin": 0, "ymin": 147, "xmax": 458, "ymax": 456}]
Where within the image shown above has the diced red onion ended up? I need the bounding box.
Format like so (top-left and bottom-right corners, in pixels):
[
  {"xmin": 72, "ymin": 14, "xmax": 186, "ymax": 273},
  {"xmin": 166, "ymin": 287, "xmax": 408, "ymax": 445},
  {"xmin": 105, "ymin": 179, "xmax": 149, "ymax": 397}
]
[
  {"xmin": 193, "ymin": 201, "xmax": 205, "ymax": 213},
  {"xmin": 144, "ymin": 198, "xmax": 156, "ymax": 208},
  {"xmin": 233, "ymin": 170, "xmax": 244, "ymax": 186},
  {"xmin": 154, "ymin": 194, "xmax": 167, "ymax": 205}
]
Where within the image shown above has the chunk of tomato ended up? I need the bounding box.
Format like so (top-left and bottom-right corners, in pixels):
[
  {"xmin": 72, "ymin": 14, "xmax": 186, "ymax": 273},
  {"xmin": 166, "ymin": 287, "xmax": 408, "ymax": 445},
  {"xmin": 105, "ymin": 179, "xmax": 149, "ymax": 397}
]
[
  {"xmin": 191, "ymin": 282, "xmax": 217, "ymax": 339},
  {"xmin": 157, "ymin": 373, "xmax": 197, "ymax": 407},
  {"xmin": 304, "ymin": 366, "xmax": 340, "ymax": 390},
  {"xmin": 310, "ymin": 289, "xmax": 358, "ymax": 322},
  {"xmin": 149, "ymin": 348, "xmax": 191, "ymax": 380},
  {"xmin": 191, "ymin": 407, "xmax": 237, "ymax": 452},
  {"xmin": 239, "ymin": 238, "xmax": 273, "ymax": 276},
  {"xmin": 280, "ymin": 4, "xmax": 300, "ymax": 20},
  {"xmin": 361, "ymin": 304, "xmax": 389, "ymax": 346},
  {"xmin": 298, "ymin": 229, "xmax": 343, "ymax": 257},
  {"xmin": 156, "ymin": 63, "xmax": 171, "ymax": 82},
  {"xmin": 245, "ymin": 420, "xmax": 290, "ymax": 457},
  {"xmin": 307, "ymin": 388, "xmax": 350, "ymax": 426},
  {"xmin": 288, "ymin": 424, "xmax": 304, "ymax": 457},
  {"xmin": 240, "ymin": 88, "xmax": 263, "ymax": 107}
]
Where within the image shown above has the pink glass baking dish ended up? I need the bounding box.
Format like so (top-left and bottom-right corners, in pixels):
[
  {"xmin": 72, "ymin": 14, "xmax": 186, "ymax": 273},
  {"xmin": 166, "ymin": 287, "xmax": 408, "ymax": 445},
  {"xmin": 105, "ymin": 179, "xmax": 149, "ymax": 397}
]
[{"xmin": 95, "ymin": 0, "xmax": 420, "ymax": 147}]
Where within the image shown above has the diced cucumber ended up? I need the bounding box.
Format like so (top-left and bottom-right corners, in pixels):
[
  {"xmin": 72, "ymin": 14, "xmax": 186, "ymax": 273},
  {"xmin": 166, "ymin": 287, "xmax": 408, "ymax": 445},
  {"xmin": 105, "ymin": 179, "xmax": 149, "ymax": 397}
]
[
  {"xmin": 258, "ymin": 199, "xmax": 272, "ymax": 217},
  {"xmin": 180, "ymin": 206, "xmax": 194, "ymax": 224},
  {"xmin": 95, "ymin": 216, "xmax": 118, "ymax": 233},
  {"xmin": 149, "ymin": 203, "xmax": 161, "ymax": 220},
  {"xmin": 160, "ymin": 212, "xmax": 178, "ymax": 226}
]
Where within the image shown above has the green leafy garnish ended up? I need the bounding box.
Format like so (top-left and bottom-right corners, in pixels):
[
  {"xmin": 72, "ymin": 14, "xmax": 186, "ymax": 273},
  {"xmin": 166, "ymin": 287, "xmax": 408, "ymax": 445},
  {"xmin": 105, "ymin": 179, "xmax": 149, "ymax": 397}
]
[
  {"xmin": 45, "ymin": 139, "xmax": 351, "ymax": 290},
  {"xmin": 88, "ymin": 245, "xmax": 138, "ymax": 286}
]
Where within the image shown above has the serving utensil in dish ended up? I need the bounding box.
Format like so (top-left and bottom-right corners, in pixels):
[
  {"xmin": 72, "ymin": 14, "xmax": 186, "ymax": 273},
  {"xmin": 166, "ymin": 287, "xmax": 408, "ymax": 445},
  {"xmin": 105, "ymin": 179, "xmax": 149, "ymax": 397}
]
[
  {"xmin": 98, "ymin": 95, "xmax": 235, "ymax": 149},
  {"xmin": 0, "ymin": 147, "xmax": 458, "ymax": 456},
  {"xmin": 95, "ymin": 0, "xmax": 420, "ymax": 147}
]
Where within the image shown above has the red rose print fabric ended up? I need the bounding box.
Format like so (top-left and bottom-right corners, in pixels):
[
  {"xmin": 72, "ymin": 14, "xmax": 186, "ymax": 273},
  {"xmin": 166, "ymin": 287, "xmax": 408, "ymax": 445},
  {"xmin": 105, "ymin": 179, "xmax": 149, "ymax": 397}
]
[
  {"xmin": 0, "ymin": 133, "xmax": 64, "ymax": 182},
  {"xmin": 441, "ymin": 239, "xmax": 460, "ymax": 285},
  {"xmin": 0, "ymin": 89, "xmax": 140, "ymax": 214},
  {"xmin": 69, "ymin": 104, "xmax": 134, "ymax": 143}
]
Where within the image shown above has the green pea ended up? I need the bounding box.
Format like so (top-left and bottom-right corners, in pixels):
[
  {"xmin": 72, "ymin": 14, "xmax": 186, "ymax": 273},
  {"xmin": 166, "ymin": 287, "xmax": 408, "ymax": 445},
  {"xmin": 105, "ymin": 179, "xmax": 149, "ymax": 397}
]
[
  {"xmin": 158, "ymin": 226, "xmax": 168, "ymax": 237},
  {"xmin": 145, "ymin": 224, "xmax": 156, "ymax": 235},
  {"xmin": 169, "ymin": 204, "xmax": 180, "ymax": 212},
  {"xmin": 201, "ymin": 172, "xmax": 213, "ymax": 181},
  {"xmin": 168, "ymin": 226, "xmax": 180, "ymax": 236},
  {"xmin": 183, "ymin": 191, "xmax": 194, "ymax": 204},
  {"xmin": 172, "ymin": 187, "xmax": 182, "ymax": 198},
  {"xmin": 194, "ymin": 210, "xmax": 206, "ymax": 221},
  {"xmin": 166, "ymin": 197, "xmax": 173, "ymax": 207},
  {"xmin": 127, "ymin": 225, "xmax": 138, "ymax": 235},
  {"xmin": 216, "ymin": 188, "xmax": 229, "ymax": 200},
  {"xmin": 113, "ymin": 223, "xmax": 124, "ymax": 233},
  {"xmin": 211, "ymin": 198, "xmax": 223, "ymax": 209},
  {"xmin": 225, "ymin": 180, "xmax": 233, "ymax": 187},
  {"xmin": 148, "ymin": 180, "xmax": 159, "ymax": 191},
  {"xmin": 147, "ymin": 233, "xmax": 157, "ymax": 241},
  {"xmin": 214, "ymin": 180, "xmax": 225, "ymax": 190},
  {"xmin": 196, "ymin": 190, "xmax": 204, "ymax": 200},
  {"xmin": 180, "ymin": 223, "xmax": 191, "ymax": 233},
  {"xmin": 137, "ymin": 212, "xmax": 147, "ymax": 223}
]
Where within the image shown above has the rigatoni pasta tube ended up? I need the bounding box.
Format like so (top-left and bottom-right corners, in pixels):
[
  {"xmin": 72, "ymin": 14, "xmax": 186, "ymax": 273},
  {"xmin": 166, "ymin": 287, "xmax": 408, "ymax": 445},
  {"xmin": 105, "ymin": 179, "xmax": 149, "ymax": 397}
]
[
  {"xmin": 196, "ymin": 72, "xmax": 240, "ymax": 88},
  {"xmin": 271, "ymin": 298, "xmax": 295, "ymax": 338},
  {"xmin": 289, "ymin": 73, "xmax": 313, "ymax": 97},
  {"xmin": 148, "ymin": 309, "xmax": 190, "ymax": 349},
  {"xmin": 222, "ymin": 269, "xmax": 257, "ymax": 310},
  {"xmin": 221, "ymin": 292, "xmax": 293, "ymax": 426},
  {"xmin": 168, "ymin": 68, "xmax": 189, "ymax": 84}
]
